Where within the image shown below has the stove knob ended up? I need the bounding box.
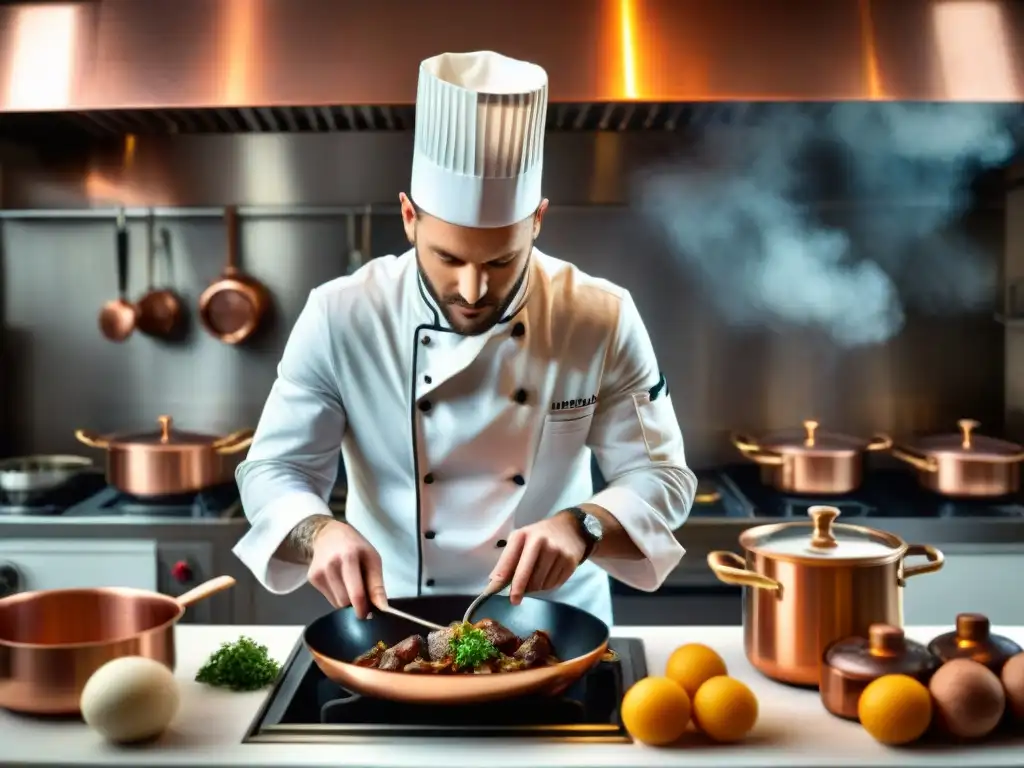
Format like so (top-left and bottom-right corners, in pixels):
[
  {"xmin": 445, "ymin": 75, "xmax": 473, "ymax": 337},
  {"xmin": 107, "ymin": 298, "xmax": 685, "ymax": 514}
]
[
  {"xmin": 170, "ymin": 560, "xmax": 193, "ymax": 584},
  {"xmin": 0, "ymin": 563, "xmax": 22, "ymax": 598}
]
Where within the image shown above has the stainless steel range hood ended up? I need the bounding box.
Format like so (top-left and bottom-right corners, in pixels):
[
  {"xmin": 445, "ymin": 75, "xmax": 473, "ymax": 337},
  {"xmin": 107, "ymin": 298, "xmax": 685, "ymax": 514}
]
[{"xmin": 0, "ymin": 0, "xmax": 1022, "ymax": 139}]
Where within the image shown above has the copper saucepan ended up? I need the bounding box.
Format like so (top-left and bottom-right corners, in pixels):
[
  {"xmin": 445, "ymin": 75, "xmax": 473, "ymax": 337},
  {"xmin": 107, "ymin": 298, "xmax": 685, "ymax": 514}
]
[
  {"xmin": 707, "ymin": 506, "xmax": 944, "ymax": 687},
  {"xmin": 732, "ymin": 419, "xmax": 893, "ymax": 495},
  {"xmin": 0, "ymin": 575, "xmax": 235, "ymax": 714},
  {"xmin": 74, "ymin": 415, "xmax": 254, "ymax": 497},
  {"xmin": 891, "ymin": 418, "xmax": 1024, "ymax": 497}
]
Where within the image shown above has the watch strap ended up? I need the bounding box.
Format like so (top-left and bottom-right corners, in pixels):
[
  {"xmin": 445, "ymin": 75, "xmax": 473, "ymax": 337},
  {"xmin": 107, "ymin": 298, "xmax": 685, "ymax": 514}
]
[{"xmin": 567, "ymin": 506, "xmax": 599, "ymax": 563}]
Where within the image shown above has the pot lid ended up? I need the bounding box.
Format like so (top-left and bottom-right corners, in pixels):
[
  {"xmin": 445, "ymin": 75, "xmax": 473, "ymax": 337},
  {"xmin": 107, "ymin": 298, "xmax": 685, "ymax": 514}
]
[
  {"xmin": 741, "ymin": 506, "xmax": 903, "ymax": 563},
  {"xmin": 824, "ymin": 624, "xmax": 939, "ymax": 679},
  {"xmin": 907, "ymin": 419, "xmax": 1024, "ymax": 460},
  {"xmin": 755, "ymin": 420, "xmax": 889, "ymax": 455},
  {"xmin": 114, "ymin": 415, "xmax": 220, "ymax": 446}
]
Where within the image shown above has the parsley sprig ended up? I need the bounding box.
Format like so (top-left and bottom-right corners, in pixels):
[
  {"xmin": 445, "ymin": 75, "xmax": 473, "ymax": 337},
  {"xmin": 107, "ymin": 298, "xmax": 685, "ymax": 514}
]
[
  {"xmin": 449, "ymin": 622, "xmax": 500, "ymax": 670},
  {"xmin": 195, "ymin": 636, "xmax": 282, "ymax": 691}
]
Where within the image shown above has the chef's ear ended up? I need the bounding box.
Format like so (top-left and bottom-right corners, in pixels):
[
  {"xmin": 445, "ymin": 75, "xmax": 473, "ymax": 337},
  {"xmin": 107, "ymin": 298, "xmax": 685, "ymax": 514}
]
[
  {"xmin": 532, "ymin": 199, "xmax": 549, "ymax": 239},
  {"xmin": 399, "ymin": 192, "xmax": 417, "ymax": 244}
]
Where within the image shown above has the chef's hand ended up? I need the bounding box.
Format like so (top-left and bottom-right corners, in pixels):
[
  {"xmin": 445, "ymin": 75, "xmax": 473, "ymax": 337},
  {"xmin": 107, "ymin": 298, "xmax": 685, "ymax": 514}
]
[
  {"xmin": 488, "ymin": 512, "xmax": 587, "ymax": 605},
  {"xmin": 308, "ymin": 520, "xmax": 388, "ymax": 619}
]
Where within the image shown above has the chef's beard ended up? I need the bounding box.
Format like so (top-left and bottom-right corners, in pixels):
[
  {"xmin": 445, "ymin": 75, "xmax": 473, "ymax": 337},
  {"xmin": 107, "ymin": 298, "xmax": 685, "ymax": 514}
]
[{"xmin": 415, "ymin": 244, "xmax": 531, "ymax": 336}]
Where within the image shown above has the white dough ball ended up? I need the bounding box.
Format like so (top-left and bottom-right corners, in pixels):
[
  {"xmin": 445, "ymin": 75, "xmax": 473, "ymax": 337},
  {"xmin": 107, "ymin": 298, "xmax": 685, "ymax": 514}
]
[{"xmin": 80, "ymin": 656, "xmax": 180, "ymax": 744}]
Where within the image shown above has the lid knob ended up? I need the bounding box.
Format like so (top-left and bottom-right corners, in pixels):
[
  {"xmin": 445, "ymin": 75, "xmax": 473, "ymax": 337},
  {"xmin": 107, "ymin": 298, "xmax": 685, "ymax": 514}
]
[
  {"xmin": 157, "ymin": 415, "xmax": 172, "ymax": 444},
  {"xmin": 958, "ymin": 419, "xmax": 979, "ymax": 450},
  {"xmin": 803, "ymin": 419, "xmax": 819, "ymax": 447},
  {"xmin": 868, "ymin": 624, "xmax": 906, "ymax": 657},
  {"xmin": 808, "ymin": 505, "xmax": 840, "ymax": 549},
  {"xmin": 955, "ymin": 612, "xmax": 990, "ymax": 642}
]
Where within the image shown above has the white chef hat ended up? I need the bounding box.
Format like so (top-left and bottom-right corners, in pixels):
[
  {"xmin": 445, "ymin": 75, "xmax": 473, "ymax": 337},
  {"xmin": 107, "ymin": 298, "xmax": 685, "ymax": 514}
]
[{"xmin": 410, "ymin": 51, "xmax": 549, "ymax": 229}]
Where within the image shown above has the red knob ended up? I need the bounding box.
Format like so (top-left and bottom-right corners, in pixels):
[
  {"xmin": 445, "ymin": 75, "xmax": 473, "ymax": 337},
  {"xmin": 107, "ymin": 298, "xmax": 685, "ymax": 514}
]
[{"xmin": 171, "ymin": 560, "xmax": 193, "ymax": 583}]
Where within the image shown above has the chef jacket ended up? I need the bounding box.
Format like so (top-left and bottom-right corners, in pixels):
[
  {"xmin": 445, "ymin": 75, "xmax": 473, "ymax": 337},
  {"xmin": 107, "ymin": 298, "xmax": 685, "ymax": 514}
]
[{"xmin": 232, "ymin": 248, "xmax": 696, "ymax": 625}]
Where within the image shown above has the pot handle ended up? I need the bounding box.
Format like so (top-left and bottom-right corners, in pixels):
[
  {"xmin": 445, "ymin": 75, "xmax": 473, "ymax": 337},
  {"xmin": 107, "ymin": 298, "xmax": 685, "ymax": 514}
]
[
  {"xmin": 890, "ymin": 446, "xmax": 939, "ymax": 473},
  {"xmin": 730, "ymin": 433, "xmax": 785, "ymax": 466},
  {"xmin": 900, "ymin": 544, "xmax": 944, "ymax": 584},
  {"xmin": 74, "ymin": 429, "xmax": 110, "ymax": 449},
  {"xmin": 175, "ymin": 575, "xmax": 236, "ymax": 608},
  {"xmin": 212, "ymin": 428, "xmax": 255, "ymax": 455},
  {"xmin": 866, "ymin": 434, "xmax": 893, "ymax": 451},
  {"xmin": 707, "ymin": 551, "xmax": 782, "ymax": 592}
]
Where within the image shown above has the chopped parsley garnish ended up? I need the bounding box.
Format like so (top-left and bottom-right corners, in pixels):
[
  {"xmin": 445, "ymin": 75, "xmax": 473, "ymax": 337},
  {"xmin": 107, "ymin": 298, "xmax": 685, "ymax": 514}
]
[
  {"xmin": 449, "ymin": 622, "xmax": 499, "ymax": 670},
  {"xmin": 195, "ymin": 636, "xmax": 281, "ymax": 691}
]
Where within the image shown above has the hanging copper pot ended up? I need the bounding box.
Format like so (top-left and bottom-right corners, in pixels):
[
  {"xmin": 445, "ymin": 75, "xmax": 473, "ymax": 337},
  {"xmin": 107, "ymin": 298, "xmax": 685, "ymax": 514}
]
[
  {"xmin": 891, "ymin": 419, "xmax": 1024, "ymax": 497},
  {"xmin": 731, "ymin": 419, "xmax": 892, "ymax": 494},
  {"xmin": 74, "ymin": 415, "xmax": 253, "ymax": 497}
]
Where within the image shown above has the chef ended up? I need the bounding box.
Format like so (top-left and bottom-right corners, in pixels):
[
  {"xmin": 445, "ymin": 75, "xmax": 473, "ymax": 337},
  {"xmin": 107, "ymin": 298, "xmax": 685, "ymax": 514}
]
[{"xmin": 232, "ymin": 50, "xmax": 696, "ymax": 626}]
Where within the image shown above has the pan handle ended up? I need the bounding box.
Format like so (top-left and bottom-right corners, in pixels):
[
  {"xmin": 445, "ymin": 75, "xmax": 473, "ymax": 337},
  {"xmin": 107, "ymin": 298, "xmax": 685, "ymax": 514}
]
[
  {"xmin": 900, "ymin": 544, "xmax": 944, "ymax": 584},
  {"xmin": 890, "ymin": 446, "xmax": 939, "ymax": 472},
  {"xmin": 74, "ymin": 429, "xmax": 110, "ymax": 449},
  {"xmin": 730, "ymin": 433, "xmax": 785, "ymax": 466},
  {"xmin": 866, "ymin": 433, "xmax": 893, "ymax": 451},
  {"xmin": 175, "ymin": 575, "xmax": 236, "ymax": 608},
  {"xmin": 706, "ymin": 551, "xmax": 782, "ymax": 592},
  {"xmin": 212, "ymin": 428, "xmax": 256, "ymax": 454}
]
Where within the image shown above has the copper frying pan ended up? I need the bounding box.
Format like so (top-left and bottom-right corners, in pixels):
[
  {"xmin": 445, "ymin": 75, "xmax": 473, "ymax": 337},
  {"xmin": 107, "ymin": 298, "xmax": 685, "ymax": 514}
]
[
  {"xmin": 198, "ymin": 206, "xmax": 269, "ymax": 345},
  {"xmin": 304, "ymin": 594, "xmax": 610, "ymax": 705},
  {"xmin": 0, "ymin": 575, "xmax": 235, "ymax": 714}
]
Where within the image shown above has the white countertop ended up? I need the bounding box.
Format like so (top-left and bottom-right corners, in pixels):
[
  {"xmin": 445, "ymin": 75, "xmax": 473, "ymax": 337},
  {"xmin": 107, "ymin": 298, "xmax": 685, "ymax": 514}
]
[{"xmin": 2, "ymin": 624, "xmax": 1023, "ymax": 768}]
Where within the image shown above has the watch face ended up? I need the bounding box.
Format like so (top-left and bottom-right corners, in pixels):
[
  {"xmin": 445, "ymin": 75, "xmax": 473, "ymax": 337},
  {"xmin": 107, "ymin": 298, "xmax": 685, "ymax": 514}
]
[{"xmin": 583, "ymin": 514, "xmax": 603, "ymax": 540}]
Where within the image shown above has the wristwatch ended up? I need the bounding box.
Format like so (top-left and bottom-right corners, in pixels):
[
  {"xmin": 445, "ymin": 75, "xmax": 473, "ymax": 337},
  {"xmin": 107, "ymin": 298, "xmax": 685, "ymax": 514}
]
[{"xmin": 566, "ymin": 506, "xmax": 603, "ymax": 563}]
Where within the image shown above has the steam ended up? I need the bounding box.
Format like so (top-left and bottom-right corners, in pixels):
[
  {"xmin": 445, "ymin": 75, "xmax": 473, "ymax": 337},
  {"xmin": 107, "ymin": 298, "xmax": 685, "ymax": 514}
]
[{"xmin": 633, "ymin": 104, "xmax": 1018, "ymax": 347}]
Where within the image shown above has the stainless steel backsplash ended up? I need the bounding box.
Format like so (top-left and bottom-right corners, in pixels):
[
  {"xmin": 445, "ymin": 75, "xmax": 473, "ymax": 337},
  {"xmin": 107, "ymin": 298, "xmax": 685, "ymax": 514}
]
[{"xmin": 0, "ymin": 204, "xmax": 1004, "ymax": 467}]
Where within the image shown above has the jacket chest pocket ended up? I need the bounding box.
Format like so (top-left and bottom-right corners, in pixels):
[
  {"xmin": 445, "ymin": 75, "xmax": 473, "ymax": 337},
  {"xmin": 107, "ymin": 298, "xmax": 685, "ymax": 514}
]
[{"xmin": 531, "ymin": 405, "xmax": 596, "ymax": 472}]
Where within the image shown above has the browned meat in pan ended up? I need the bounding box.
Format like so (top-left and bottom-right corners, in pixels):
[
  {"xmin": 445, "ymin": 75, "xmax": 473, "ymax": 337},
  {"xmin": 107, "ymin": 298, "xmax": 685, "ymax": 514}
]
[
  {"xmin": 513, "ymin": 630, "xmax": 554, "ymax": 668},
  {"xmin": 353, "ymin": 640, "xmax": 387, "ymax": 668},
  {"xmin": 377, "ymin": 634, "xmax": 425, "ymax": 671},
  {"xmin": 472, "ymin": 618, "xmax": 520, "ymax": 654}
]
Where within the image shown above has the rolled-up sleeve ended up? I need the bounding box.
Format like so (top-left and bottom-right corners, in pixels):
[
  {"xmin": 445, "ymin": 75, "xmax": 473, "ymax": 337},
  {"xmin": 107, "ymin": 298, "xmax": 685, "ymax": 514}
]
[
  {"xmin": 232, "ymin": 288, "xmax": 346, "ymax": 594},
  {"xmin": 586, "ymin": 291, "xmax": 697, "ymax": 591}
]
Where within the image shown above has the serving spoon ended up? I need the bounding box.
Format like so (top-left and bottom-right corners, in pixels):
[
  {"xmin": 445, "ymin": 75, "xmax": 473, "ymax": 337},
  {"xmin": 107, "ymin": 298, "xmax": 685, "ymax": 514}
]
[{"xmin": 462, "ymin": 578, "xmax": 512, "ymax": 624}]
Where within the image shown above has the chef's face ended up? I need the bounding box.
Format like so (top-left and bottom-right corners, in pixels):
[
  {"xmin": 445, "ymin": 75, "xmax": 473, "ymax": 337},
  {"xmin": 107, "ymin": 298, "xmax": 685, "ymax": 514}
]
[{"xmin": 400, "ymin": 192, "xmax": 548, "ymax": 335}]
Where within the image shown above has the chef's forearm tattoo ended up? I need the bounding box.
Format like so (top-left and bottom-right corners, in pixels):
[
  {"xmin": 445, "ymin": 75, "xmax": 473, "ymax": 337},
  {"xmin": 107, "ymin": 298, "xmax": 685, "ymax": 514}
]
[{"xmin": 275, "ymin": 515, "xmax": 334, "ymax": 564}]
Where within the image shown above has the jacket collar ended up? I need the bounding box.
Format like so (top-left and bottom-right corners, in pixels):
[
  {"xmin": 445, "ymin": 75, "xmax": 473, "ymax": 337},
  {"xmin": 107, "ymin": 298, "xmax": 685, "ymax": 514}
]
[{"xmin": 411, "ymin": 249, "xmax": 534, "ymax": 331}]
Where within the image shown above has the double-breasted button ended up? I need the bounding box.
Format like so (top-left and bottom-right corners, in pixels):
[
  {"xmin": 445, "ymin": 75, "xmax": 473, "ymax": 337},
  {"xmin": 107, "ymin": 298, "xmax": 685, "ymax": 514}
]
[
  {"xmin": 424, "ymin": 473, "xmax": 435, "ymax": 484},
  {"xmin": 511, "ymin": 474, "xmax": 525, "ymax": 486},
  {"xmin": 512, "ymin": 322, "xmax": 526, "ymax": 338},
  {"xmin": 513, "ymin": 388, "xmax": 528, "ymax": 404},
  {"xmin": 418, "ymin": 400, "xmax": 432, "ymax": 412},
  {"xmin": 425, "ymin": 579, "xmax": 436, "ymax": 587},
  {"xmin": 496, "ymin": 539, "xmax": 507, "ymax": 548},
  {"xmin": 421, "ymin": 335, "xmax": 432, "ymax": 346},
  {"xmin": 424, "ymin": 375, "xmax": 432, "ymax": 384},
  {"xmin": 424, "ymin": 530, "xmax": 436, "ymax": 540}
]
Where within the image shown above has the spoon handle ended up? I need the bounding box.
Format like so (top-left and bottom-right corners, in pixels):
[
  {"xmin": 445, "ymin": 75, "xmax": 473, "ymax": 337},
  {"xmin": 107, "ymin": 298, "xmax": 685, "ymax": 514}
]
[
  {"xmin": 378, "ymin": 605, "xmax": 447, "ymax": 632},
  {"xmin": 462, "ymin": 579, "xmax": 510, "ymax": 624}
]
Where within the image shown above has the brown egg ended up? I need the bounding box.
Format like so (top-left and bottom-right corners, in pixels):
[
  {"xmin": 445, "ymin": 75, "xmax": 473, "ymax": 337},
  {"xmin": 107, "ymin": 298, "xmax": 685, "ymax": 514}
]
[
  {"xmin": 1001, "ymin": 652, "xmax": 1024, "ymax": 722},
  {"xmin": 929, "ymin": 659, "xmax": 1006, "ymax": 739}
]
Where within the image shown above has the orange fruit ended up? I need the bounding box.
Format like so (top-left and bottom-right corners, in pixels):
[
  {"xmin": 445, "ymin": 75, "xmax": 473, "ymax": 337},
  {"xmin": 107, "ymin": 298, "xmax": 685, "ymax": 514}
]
[
  {"xmin": 620, "ymin": 677, "xmax": 691, "ymax": 746},
  {"xmin": 691, "ymin": 676, "xmax": 759, "ymax": 743},
  {"xmin": 665, "ymin": 643, "xmax": 728, "ymax": 698},
  {"xmin": 858, "ymin": 674, "xmax": 932, "ymax": 746}
]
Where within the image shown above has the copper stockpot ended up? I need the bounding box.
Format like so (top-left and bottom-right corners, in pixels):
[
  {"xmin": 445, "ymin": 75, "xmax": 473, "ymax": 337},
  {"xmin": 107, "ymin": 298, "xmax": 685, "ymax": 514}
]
[
  {"xmin": 732, "ymin": 420, "xmax": 892, "ymax": 495},
  {"xmin": 820, "ymin": 624, "xmax": 940, "ymax": 720},
  {"xmin": 0, "ymin": 576, "xmax": 235, "ymax": 714},
  {"xmin": 74, "ymin": 415, "xmax": 254, "ymax": 497},
  {"xmin": 707, "ymin": 506, "xmax": 944, "ymax": 687},
  {"xmin": 891, "ymin": 419, "xmax": 1024, "ymax": 497}
]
